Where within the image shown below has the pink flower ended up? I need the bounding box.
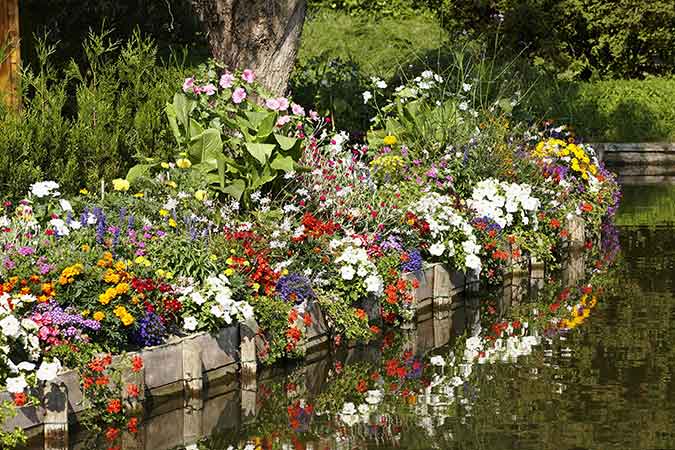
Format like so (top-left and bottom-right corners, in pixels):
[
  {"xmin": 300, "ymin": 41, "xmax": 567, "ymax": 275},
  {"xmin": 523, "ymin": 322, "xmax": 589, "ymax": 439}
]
[
  {"xmin": 202, "ymin": 83, "xmax": 217, "ymax": 96},
  {"xmin": 182, "ymin": 77, "xmax": 195, "ymax": 93},
  {"xmin": 276, "ymin": 115, "xmax": 292, "ymax": 127},
  {"xmin": 232, "ymin": 87, "xmax": 247, "ymax": 104},
  {"xmin": 192, "ymin": 85, "xmax": 203, "ymax": 95},
  {"xmin": 242, "ymin": 69, "xmax": 256, "ymax": 83},
  {"xmin": 291, "ymin": 103, "xmax": 305, "ymax": 116},
  {"xmin": 265, "ymin": 98, "xmax": 281, "ymax": 110},
  {"xmin": 219, "ymin": 72, "xmax": 235, "ymax": 88},
  {"xmin": 277, "ymin": 97, "xmax": 289, "ymax": 111},
  {"xmin": 309, "ymin": 110, "xmax": 319, "ymax": 121}
]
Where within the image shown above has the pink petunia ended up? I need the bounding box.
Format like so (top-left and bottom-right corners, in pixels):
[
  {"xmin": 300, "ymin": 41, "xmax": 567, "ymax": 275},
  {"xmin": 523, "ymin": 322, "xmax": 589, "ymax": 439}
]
[
  {"xmin": 202, "ymin": 83, "xmax": 217, "ymax": 96},
  {"xmin": 219, "ymin": 72, "xmax": 235, "ymax": 89},
  {"xmin": 291, "ymin": 103, "xmax": 305, "ymax": 116},
  {"xmin": 309, "ymin": 110, "xmax": 319, "ymax": 121},
  {"xmin": 266, "ymin": 98, "xmax": 281, "ymax": 110},
  {"xmin": 276, "ymin": 115, "xmax": 292, "ymax": 127},
  {"xmin": 182, "ymin": 77, "xmax": 195, "ymax": 93},
  {"xmin": 277, "ymin": 97, "xmax": 289, "ymax": 111},
  {"xmin": 232, "ymin": 87, "xmax": 247, "ymax": 104},
  {"xmin": 242, "ymin": 69, "xmax": 256, "ymax": 83}
]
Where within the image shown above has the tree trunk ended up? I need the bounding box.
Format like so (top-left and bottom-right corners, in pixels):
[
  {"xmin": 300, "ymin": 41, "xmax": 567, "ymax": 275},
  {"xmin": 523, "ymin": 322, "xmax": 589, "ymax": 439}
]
[{"xmin": 190, "ymin": 0, "xmax": 307, "ymax": 96}]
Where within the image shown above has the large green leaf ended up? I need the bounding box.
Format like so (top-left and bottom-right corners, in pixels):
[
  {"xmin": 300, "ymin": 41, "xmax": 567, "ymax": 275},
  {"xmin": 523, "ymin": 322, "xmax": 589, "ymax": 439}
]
[
  {"xmin": 173, "ymin": 93, "xmax": 196, "ymax": 132},
  {"xmin": 274, "ymin": 134, "xmax": 298, "ymax": 151},
  {"xmin": 189, "ymin": 128, "xmax": 223, "ymax": 163},
  {"xmin": 251, "ymin": 163, "xmax": 277, "ymax": 190},
  {"xmin": 126, "ymin": 163, "xmax": 156, "ymax": 184},
  {"xmin": 256, "ymin": 112, "xmax": 277, "ymax": 139},
  {"xmin": 270, "ymin": 154, "xmax": 295, "ymax": 172},
  {"xmin": 245, "ymin": 143, "xmax": 275, "ymax": 165},
  {"xmin": 221, "ymin": 180, "xmax": 246, "ymax": 201},
  {"xmin": 245, "ymin": 111, "xmax": 269, "ymax": 129},
  {"xmin": 165, "ymin": 103, "xmax": 182, "ymax": 145}
]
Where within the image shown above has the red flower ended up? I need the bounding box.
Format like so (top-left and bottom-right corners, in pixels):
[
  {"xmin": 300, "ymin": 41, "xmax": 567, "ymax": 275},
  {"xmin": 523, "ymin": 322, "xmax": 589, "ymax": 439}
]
[
  {"xmin": 303, "ymin": 313, "xmax": 312, "ymax": 327},
  {"xmin": 370, "ymin": 325, "xmax": 381, "ymax": 334},
  {"xmin": 355, "ymin": 308, "xmax": 367, "ymax": 320},
  {"xmin": 105, "ymin": 427, "xmax": 120, "ymax": 442},
  {"xmin": 581, "ymin": 202, "xmax": 593, "ymax": 213},
  {"xmin": 127, "ymin": 417, "xmax": 139, "ymax": 434},
  {"xmin": 13, "ymin": 392, "xmax": 27, "ymax": 407},
  {"xmin": 549, "ymin": 218, "xmax": 561, "ymax": 229},
  {"xmin": 126, "ymin": 384, "xmax": 140, "ymax": 398},
  {"xmin": 96, "ymin": 376, "xmax": 110, "ymax": 386},
  {"xmin": 131, "ymin": 356, "xmax": 143, "ymax": 372},
  {"xmin": 106, "ymin": 399, "xmax": 122, "ymax": 414},
  {"xmin": 334, "ymin": 361, "xmax": 343, "ymax": 374},
  {"xmin": 356, "ymin": 379, "xmax": 368, "ymax": 393}
]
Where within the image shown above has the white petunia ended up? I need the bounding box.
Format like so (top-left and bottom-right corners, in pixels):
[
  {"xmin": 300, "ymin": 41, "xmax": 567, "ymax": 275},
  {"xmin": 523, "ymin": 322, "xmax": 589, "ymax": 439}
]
[
  {"xmin": 430, "ymin": 355, "xmax": 446, "ymax": 367},
  {"xmin": 183, "ymin": 317, "xmax": 198, "ymax": 332},
  {"xmin": 362, "ymin": 91, "xmax": 373, "ymax": 104},
  {"xmin": 6, "ymin": 375, "xmax": 28, "ymax": 393},
  {"xmin": 429, "ymin": 242, "xmax": 445, "ymax": 256},
  {"xmin": 0, "ymin": 315, "xmax": 20, "ymax": 338},
  {"xmin": 340, "ymin": 265, "xmax": 355, "ymax": 281},
  {"xmin": 36, "ymin": 359, "xmax": 61, "ymax": 382},
  {"xmin": 364, "ymin": 274, "xmax": 383, "ymax": 294}
]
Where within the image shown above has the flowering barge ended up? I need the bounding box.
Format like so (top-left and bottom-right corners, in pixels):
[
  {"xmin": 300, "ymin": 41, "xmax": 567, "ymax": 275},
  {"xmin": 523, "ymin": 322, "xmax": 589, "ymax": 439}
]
[{"xmin": 5, "ymin": 219, "xmax": 587, "ymax": 450}]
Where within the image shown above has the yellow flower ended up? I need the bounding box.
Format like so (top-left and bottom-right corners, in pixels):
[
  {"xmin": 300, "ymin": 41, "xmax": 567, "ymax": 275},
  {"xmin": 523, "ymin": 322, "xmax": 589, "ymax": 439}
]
[
  {"xmin": 133, "ymin": 192, "xmax": 145, "ymax": 198},
  {"xmin": 159, "ymin": 209, "xmax": 169, "ymax": 217},
  {"xmin": 112, "ymin": 178, "xmax": 130, "ymax": 192},
  {"xmin": 224, "ymin": 268, "xmax": 235, "ymax": 276},
  {"xmin": 383, "ymin": 135, "xmax": 397, "ymax": 146},
  {"xmin": 115, "ymin": 282, "xmax": 129, "ymax": 295},
  {"xmin": 167, "ymin": 180, "xmax": 177, "ymax": 189},
  {"xmin": 225, "ymin": 257, "xmax": 234, "ymax": 265},
  {"xmin": 161, "ymin": 162, "xmax": 170, "ymax": 169},
  {"xmin": 209, "ymin": 255, "xmax": 217, "ymax": 262},
  {"xmin": 194, "ymin": 190, "xmax": 207, "ymax": 201},
  {"xmin": 82, "ymin": 309, "xmax": 90, "ymax": 317},
  {"xmin": 168, "ymin": 218, "xmax": 177, "ymax": 228},
  {"xmin": 103, "ymin": 269, "xmax": 121, "ymax": 284},
  {"xmin": 93, "ymin": 311, "xmax": 105, "ymax": 321},
  {"xmin": 79, "ymin": 188, "xmax": 90, "ymax": 195},
  {"xmin": 176, "ymin": 158, "xmax": 192, "ymax": 169},
  {"xmin": 121, "ymin": 313, "xmax": 134, "ymax": 326},
  {"xmin": 81, "ymin": 244, "xmax": 90, "ymax": 253},
  {"xmin": 251, "ymin": 282, "xmax": 260, "ymax": 291}
]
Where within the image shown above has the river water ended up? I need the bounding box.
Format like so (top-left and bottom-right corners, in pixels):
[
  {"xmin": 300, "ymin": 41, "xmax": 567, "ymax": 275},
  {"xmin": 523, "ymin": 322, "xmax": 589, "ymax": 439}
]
[
  {"xmin": 182, "ymin": 228, "xmax": 674, "ymax": 450},
  {"xmin": 167, "ymin": 186, "xmax": 675, "ymax": 450}
]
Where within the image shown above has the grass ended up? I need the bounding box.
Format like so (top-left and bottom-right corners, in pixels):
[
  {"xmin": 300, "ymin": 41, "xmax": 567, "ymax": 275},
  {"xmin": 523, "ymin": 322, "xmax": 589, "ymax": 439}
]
[{"xmin": 298, "ymin": 9, "xmax": 450, "ymax": 79}]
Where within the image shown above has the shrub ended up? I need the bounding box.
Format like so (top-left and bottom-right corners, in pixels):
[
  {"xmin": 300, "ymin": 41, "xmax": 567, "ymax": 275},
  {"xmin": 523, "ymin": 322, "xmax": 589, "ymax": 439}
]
[
  {"xmin": 436, "ymin": 0, "xmax": 675, "ymax": 80},
  {"xmin": 528, "ymin": 77, "xmax": 675, "ymax": 141},
  {"xmin": 0, "ymin": 31, "xmax": 190, "ymax": 201}
]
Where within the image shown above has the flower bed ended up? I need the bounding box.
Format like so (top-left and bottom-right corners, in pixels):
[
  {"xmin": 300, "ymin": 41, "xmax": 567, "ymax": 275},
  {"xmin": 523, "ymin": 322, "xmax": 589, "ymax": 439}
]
[{"xmin": 0, "ymin": 65, "xmax": 620, "ymax": 448}]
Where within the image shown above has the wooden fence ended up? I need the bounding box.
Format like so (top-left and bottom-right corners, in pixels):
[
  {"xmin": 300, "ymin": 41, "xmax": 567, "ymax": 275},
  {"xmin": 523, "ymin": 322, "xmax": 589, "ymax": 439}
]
[{"xmin": 0, "ymin": 0, "xmax": 20, "ymax": 109}]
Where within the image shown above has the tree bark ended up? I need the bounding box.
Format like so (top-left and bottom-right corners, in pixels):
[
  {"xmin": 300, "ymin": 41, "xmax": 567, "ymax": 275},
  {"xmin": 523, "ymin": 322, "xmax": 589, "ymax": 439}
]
[{"xmin": 190, "ymin": 0, "xmax": 307, "ymax": 96}]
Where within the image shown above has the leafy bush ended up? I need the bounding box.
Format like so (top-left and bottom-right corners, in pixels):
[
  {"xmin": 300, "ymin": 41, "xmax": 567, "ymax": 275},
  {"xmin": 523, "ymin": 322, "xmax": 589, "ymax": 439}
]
[
  {"xmin": 528, "ymin": 77, "xmax": 675, "ymax": 141},
  {"xmin": 307, "ymin": 0, "xmax": 438, "ymax": 16},
  {"xmin": 437, "ymin": 0, "xmax": 675, "ymax": 80},
  {"xmin": 0, "ymin": 31, "xmax": 190, "ymax": 201}
]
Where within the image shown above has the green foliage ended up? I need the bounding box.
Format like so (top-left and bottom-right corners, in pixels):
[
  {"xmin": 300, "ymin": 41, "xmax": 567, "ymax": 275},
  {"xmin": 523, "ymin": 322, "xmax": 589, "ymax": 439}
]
[
  {"xmin": 249, "ymin": 296, "xmax": 303, "ymax": 365},
  {"xmin": 0, "ymin": 31, "xmax": 189, "ymax": 201},
  {"xmin": 297, "ymin": 9, "xmax": 449, "ymax": 80},
  {"xmin": 0, "ymin": 401, "xmax": 27, "ymax": 449},
  {"xmin": 437, "ymin": 0, "xmax": 675, "ymax": 80},
  {"xmin": 133, "ymin": 62, "xmax": 306, "ymax": 207},
  {"xmin": 290, "ymin": 56, "xmax": 373, "ymax": 131},
  {"xmin": 529, "ymin": 77, "xmax": 675, "ymax": 141},
  {"xmin": 307, "ymin": 0, "xmax": 436, "ymax": 17}
]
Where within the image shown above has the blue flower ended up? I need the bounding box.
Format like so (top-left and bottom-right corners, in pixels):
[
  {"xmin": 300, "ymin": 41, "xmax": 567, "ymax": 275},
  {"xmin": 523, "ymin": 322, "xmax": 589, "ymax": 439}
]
[{"xmin": 276, "ymin": 273, "xmax": 316, "ymax": 304}]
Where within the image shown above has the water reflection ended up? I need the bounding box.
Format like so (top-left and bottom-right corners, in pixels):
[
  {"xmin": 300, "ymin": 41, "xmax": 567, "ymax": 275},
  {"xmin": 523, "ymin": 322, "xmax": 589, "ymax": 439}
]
[{"xmin": 169, "ymin": 225, "xmax": 675, "ymax": 450}]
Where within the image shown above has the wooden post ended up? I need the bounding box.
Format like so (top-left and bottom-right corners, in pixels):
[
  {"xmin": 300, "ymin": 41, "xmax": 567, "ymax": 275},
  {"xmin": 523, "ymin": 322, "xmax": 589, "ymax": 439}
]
[
  {"xmin": 0, "ymin": 0, "xmax": 20, "ymax": 109},
  {"xmin": 43, "ymin": 382, "xmax": 68, "ymax": 450}
]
